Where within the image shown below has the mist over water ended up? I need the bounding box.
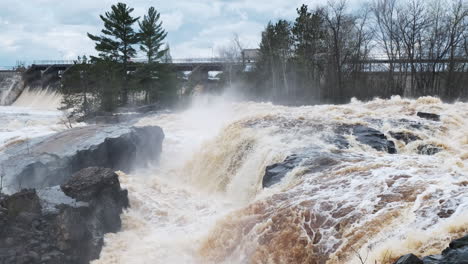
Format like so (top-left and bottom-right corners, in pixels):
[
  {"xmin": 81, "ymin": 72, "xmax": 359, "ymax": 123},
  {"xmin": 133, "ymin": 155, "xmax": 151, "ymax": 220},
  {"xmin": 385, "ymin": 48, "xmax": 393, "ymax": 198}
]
[{"xmin": 91, "ymin": 95, "xmax": 468, "ymax": 264}]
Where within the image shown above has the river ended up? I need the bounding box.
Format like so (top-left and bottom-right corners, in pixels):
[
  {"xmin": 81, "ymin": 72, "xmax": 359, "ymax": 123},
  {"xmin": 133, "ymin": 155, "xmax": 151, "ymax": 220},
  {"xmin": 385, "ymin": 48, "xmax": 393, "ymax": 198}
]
[{"xmin": 1, "ymin": 83, "xmax": 467, "ymax": 263}]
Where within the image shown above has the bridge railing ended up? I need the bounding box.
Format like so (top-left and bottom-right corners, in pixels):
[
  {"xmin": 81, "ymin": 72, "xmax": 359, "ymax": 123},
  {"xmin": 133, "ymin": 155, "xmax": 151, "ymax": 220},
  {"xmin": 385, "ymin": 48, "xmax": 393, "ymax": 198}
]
[
  {"xmin": 32, "ymin": 60, "xmax": 76, "ymax": 65},
  {"xmin": 131, "ymin": 58, "xmax": 232, "ymax": 64},
  {"xmin": 0, "ymin": 66, "xmax": 16, "ymax": 71},
  {"xmin": 29, "ymin": 58, "xmax": 234, "ymax": 65}
]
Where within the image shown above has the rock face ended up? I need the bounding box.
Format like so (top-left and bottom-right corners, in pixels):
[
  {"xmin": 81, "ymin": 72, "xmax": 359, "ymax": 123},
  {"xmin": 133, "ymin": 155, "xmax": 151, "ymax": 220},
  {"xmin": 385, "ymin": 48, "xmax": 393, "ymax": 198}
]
[
  {"xmin": 263, "ymin": 152, "xmax": 341, "ymax": 188},
  {"xmin": 1, "ymin": 125, "xmax": 164, "ymax": 191},
  {"xmin": 417, "ymin": 144, "xmax": 442, "ymax": 155},
  {"xmin": 390, "ymin": 131, "xmax": 421, "ymax": 144},
  {"xmin": 417, "ymin": 112, "xmax": 441, "ymax": 121},
  {"xmin": 393, "ymin": 234, "xmax": 468, "ymax": 264},
  {"xmin": 263, "ymin": 155, "xmax": 302, "ymax": 188},
  {"xmin": 0, "ymin": 167, "xmax": 129, "ymax": 264},
  {"xmin": 394, "ymin": 254, "xmax": 423, "ymax": 264},
  {"xmin": 336, "ymin": 124, "xmax": 397, "ymax": 154}
]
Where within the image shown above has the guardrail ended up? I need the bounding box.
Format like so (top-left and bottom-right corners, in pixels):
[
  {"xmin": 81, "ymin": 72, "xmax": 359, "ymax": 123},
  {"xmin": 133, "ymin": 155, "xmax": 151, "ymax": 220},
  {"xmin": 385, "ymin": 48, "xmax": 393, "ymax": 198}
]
[
  {"xmin": 132, "ymin": 58, "xmax": 232, "ymax": 63},
  {"xmin": 31, "ymin": 60, "xmax": 76, "ymax": 65},
  {"xmin": 0, "ymin": 66, "xmax": 16, "ymax": 71},
  {"xmin": 29, "ymin": 58, "xmax": 238, "ymax": 65},
  {"xmin": 24, "ymin": 56, "xmax": 468, "ymax": 66}
]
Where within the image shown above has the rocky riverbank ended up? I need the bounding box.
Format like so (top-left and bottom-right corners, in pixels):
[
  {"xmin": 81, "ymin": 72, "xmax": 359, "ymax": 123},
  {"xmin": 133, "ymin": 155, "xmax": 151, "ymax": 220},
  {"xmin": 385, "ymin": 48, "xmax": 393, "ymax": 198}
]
[
  {"xmin": 0, "ymin": 167, "xmax": 129, "ymax": 264},
  {"xmin": 1, "ymin": 125, "xmax": 164, "ymax": 192},
  {"xmin": 394, "ymin": 235, "xmax": 468, "ymax": 264}
]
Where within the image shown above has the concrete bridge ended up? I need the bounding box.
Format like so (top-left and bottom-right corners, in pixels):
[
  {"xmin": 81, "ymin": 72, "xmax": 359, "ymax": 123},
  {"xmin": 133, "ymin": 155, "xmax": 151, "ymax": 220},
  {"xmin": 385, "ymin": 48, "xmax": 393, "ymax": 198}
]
[
  {"xmin": 20, "ymin": 58, "xmax": 242, "ymax": 87},
  {"xmin": 27, "ymin": 58, "xmax": 233, "ymax": 71},
  {"xmin": 13, "ymin": 54, "xmax": 468, "ymax": 88}
]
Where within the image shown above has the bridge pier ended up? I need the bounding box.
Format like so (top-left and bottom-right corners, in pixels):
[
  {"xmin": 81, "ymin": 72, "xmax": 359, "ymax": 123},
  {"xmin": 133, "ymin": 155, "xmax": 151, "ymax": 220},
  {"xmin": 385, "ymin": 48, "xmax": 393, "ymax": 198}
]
[{"xmin": 23, "ymin": 64, "xmax": 72, "ymax": 88}]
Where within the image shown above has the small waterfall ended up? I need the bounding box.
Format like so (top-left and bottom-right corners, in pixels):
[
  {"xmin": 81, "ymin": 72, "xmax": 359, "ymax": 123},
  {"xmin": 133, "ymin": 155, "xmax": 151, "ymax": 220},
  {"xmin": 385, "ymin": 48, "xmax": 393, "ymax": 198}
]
[
  {"xmin": 12, "ymin": 87, "xmax": 63, "ymax": 111},
  {"xmin": 0, "ymin": 74, "xmax": 23, "ymax": 106},
  {"xmin": 0, "ymin": 77, "xmax": 65, "ymax": 151}
]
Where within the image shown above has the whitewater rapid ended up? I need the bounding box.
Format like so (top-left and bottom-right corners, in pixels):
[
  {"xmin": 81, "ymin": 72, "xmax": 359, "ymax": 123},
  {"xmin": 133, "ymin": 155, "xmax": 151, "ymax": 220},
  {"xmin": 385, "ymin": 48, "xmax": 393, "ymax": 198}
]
[
  {"xmin": 92, "ymin": 96, "xmax": 467, "ymax": 264},
  {"xmin": 0, "ymin": 87, "xmax": 66, "ymax": 151}
]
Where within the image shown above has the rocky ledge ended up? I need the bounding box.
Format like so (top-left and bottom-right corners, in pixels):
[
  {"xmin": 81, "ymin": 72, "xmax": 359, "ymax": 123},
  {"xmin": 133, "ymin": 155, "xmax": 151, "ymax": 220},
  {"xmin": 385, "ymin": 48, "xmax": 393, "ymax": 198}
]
[
  {"xmin": 0, "ymin": 167, "xmax": 129, "ymax": 264},
  {"xmin": 1, "ymin": 125, "xmax": 164, "ymax": 191},
  {"xmin": 394, "ymin": 234, "xmax": 468, "ymax": 263}
]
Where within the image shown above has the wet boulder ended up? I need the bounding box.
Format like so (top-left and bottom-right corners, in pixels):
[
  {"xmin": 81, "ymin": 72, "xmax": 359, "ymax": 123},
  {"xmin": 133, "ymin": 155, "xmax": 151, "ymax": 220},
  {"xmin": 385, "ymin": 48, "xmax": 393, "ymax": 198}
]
[
  {"xmin": 61, "ymin": 167, "xmax": 127, "ymax": 204},
  {"xmin": 336, "ymin": 124, "xmax": 397, "ymax": 154},
  {"xmin": 417, "ymin": 112, "xmax": 440, "ymax": 122},
  {"xmin": 390, "ymin": 131, "xmax": 421, "ymax": 144},
  {"xmin": 1, "ymin": 125, "xmax": 164, "ymax": 191},
  {"xmin": 394, "ymin": 254, "xmax": 423, "ymax": 264},
  {"xmin": 263, "ymin": 155, "xmax": 303, "ymax": 188},
  {"xmin": 422, "ymin": 248, "xmax": 468, "ymax": 264},
  {"xmin": 394, "ymin": 235, "xmax": 468, "ymax": 264},
  {"xmin": 417, "ymin": 144, "xmax": 442, "ymax": 155},
  {"xmin": 262, "ymin": 152, "xmax": 341, "ymax": 188},
  {"xmin": 0, "ymin": 167, "xmax": 129, "ymax": 264},
  {"xmin": 447, "ymin": 235, "xmax": 468, "ymax": 250}
]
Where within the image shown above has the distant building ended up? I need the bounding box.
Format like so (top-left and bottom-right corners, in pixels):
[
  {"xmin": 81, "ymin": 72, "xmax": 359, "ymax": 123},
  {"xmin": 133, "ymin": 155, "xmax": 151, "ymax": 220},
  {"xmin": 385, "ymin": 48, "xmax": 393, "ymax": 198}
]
[{"xmin": 242, "ymin": 49, "xmax": 259, "ymax": 63}]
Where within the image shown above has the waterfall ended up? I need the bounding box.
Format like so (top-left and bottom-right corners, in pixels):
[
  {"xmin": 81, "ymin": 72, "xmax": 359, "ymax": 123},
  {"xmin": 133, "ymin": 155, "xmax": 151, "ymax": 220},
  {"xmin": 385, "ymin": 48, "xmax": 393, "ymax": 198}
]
[
  {"xmin": 12, "ymin": 87, "xmax": 62, "ymax": 111},
  {"xmin": 92, "ymin": 96, "xmax": 468, "ymax": 264},
  {"xmin": 0, "ymin": 78, "xmax": 66, "ymax": 150}
]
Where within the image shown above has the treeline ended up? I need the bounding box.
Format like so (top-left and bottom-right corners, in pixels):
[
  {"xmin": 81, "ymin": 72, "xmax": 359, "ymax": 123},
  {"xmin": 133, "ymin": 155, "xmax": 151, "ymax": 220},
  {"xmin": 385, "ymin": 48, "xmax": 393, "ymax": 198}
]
[
  {"xmin": 61, "ymin": 3, "xmax": 179, "ymax": 118},
  {"xmin": 239, "ymin": 0, "xmax": 468, "ymax": 104}
]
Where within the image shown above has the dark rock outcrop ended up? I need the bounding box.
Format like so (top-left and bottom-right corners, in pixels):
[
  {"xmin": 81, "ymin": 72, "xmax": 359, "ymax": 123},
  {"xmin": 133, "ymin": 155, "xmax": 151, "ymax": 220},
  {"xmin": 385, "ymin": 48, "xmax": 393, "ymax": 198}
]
[
  {"xmin": 390, "ymin": 131, "xmax": 422, "ymax": 144},
  {"xmin": 263, "ymin": 155, "xmax": 303, "ymax": 188},
  {"xmin": 263, "ymin": 152, "xmax": 341, "ymax": 188},
  {"xmin": 1, "ymin": 125, "xmax": 164, "ymax": 191},
  {"xmin": 0, "ymin": 167, "xmax": 129, "ymax": 264},
  {"xmin": 394, "ymin": 254, "xmax": 424, "ymax": 264},
  {"xmin": 417, "ymin": 112, "xmax": 440, "ymax": 122},
  {"xmin": 447, "ymin": 235, "xmax": 468, "ymax": 250},
  {"xmin": 417, "ymin": 144, "xmax": 442, "ymax": 155},
  {"xmin": 393, "ymin": 234, "xmax": 468, "ymax": 264},
  {"xmin": 336, "ymin": 124, "xmax": 397, "ymax": 154}
]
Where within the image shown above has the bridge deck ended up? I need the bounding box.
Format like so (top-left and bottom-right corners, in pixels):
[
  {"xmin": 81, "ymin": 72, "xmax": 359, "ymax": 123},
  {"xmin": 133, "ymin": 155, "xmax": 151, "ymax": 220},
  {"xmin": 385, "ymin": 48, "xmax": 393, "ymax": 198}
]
[{"xmin": 8, "ymin": 56, "xmax": 468, "ymax": 74}]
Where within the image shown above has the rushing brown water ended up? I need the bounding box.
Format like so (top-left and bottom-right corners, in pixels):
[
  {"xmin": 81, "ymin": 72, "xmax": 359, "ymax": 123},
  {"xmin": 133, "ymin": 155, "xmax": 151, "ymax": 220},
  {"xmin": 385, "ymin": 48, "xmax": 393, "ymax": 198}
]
[{"xmin": 93, "ymin": 96, "xmax": 468, "ymax": 264}]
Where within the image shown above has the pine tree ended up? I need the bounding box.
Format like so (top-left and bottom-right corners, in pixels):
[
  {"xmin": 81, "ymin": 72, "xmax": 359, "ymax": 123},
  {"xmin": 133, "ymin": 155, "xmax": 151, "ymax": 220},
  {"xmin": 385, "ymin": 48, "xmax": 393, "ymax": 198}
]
[
  {"xmin": 135, "ymin": 6, "xmax": 175, "ymax": 105},
  {"xmin": 292, "ymin": 5, "xmax": 327, "ymax": 100},
  {"xmin": 256, "ymin": 20, "xmax": 293, "ymax": 101},
  {"xmin": 87, "ymin": 3, "xmax": 140, "ymax": 105},
  {"xmin": 138, "ymin": 7, "xmax": 168, "ymax": 63}
]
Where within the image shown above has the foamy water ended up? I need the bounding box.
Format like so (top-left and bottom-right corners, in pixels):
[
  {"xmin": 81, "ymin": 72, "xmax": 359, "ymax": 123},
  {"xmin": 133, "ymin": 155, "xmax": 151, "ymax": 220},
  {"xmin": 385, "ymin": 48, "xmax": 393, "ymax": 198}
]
[
  {"xmin": 94, "ymin": 96, "xmax": 468, "ymax": 264},
  {"xmin": 13, "ymin": 87, "xmax": 63, "ymax": 110},
  {"xmin": 0, "ymin": 88, "xmax": 68, "ymax": 150}
]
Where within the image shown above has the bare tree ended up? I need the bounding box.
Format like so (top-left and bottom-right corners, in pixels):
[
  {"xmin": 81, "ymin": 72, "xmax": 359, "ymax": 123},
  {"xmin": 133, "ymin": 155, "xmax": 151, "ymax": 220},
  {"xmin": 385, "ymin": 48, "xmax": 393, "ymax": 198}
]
[
  {"xmin": 325, "ymin": 0, "xmax": 369, "ymax": 100},
  {"xmin": 219, "ymin": 33, "xmax": 245, "ymax": 89},
  {"xmin": 372, "ymin": 0, "xmax": 406, "ymax": 96}
]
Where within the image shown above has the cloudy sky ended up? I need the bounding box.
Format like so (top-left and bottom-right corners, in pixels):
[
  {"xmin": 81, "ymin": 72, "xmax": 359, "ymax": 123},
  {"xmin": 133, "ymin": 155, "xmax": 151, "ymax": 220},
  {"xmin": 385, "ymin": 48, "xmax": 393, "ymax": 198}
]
[{"xmin": 0, "ymin": 0, "xmax": 363, "ymax": 66}]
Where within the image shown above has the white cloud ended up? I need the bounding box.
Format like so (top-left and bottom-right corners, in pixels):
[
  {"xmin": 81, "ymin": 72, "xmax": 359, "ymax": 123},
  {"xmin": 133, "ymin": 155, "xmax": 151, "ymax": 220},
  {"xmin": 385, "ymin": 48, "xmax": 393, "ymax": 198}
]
[
  {"xmin": 161, "ymin": 11, "xmax": 184, "ymax": 31},
  {"xmin": 0, "ymin": 0, "xmax": 363, "ymax": 65}
]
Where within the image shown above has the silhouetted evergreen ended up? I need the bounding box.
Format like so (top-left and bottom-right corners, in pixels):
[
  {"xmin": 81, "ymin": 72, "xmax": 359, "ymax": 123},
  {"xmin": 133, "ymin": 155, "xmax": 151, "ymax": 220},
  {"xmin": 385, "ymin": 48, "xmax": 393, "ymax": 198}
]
[
  {"xmin": 87, "ymin": 2, "xmax": 140, "ymax": 106},
  {"xmin": 61, "ymin": 3, "xmax": 181, "ymax": 119}
]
